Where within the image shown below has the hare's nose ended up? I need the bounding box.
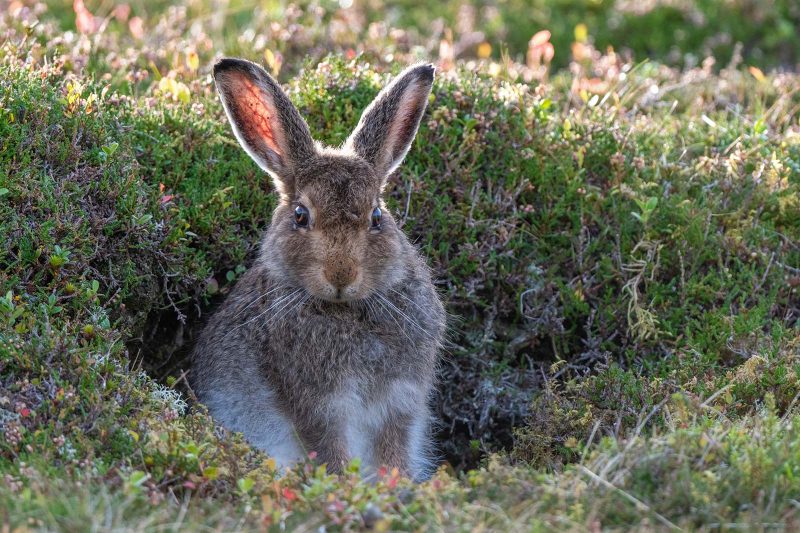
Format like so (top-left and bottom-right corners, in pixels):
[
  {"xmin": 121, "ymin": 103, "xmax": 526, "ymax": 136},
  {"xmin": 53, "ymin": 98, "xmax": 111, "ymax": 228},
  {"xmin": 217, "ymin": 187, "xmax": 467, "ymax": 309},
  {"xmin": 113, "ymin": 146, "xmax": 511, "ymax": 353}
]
[{"xmin": 324, "ymin": 257, "xmax": 358, "ymax": 290}]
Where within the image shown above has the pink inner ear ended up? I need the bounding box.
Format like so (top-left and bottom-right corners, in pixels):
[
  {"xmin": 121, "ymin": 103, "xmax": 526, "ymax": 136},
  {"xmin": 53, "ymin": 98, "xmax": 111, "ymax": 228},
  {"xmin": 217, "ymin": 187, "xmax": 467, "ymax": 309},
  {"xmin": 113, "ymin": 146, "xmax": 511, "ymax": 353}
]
[
  {"xmin": 384, "ymin": 85, "xmax": 425, "ymax": 168},
  {"xmin": 229, "ymin": 74, "xmax": 283, "ymax": 157}
]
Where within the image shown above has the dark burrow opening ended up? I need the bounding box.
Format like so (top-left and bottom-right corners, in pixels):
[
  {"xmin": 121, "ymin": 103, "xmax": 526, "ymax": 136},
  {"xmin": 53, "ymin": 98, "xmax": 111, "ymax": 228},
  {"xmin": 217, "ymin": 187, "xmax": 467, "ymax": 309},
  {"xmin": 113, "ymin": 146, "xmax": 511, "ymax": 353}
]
[{"xmin": 129, "ymin": 283, "xmax": 551, "ymax": 473}]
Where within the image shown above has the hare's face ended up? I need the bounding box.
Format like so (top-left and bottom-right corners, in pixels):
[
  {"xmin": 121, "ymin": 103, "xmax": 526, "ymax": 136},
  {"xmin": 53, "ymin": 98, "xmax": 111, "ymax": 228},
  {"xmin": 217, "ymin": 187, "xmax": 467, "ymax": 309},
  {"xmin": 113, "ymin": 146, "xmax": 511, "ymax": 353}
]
[
  {"xmin": 213, "ymin": 58, "xmax": 434, "ymax": 301},
  {"xmin": 268, "ymin": 156, "xmax": 405, "ymax": 302}
]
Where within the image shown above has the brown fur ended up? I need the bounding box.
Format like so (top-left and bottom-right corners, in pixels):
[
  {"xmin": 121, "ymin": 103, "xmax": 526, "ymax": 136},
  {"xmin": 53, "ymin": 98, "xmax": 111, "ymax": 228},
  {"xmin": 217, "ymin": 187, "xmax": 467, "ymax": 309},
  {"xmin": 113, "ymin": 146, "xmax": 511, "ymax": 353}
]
[{"xmin": 192, "ymin": 58, "xmax": 444, "ymax": 480}]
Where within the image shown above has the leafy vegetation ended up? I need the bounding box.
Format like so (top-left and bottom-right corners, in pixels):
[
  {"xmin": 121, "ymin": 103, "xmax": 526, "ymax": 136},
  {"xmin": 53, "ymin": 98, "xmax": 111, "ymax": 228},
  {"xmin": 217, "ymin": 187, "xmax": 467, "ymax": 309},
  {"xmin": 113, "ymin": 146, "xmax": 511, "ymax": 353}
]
[{"xmin": 1, "ymin": 1, "xmax": 799, "ymax": 530}]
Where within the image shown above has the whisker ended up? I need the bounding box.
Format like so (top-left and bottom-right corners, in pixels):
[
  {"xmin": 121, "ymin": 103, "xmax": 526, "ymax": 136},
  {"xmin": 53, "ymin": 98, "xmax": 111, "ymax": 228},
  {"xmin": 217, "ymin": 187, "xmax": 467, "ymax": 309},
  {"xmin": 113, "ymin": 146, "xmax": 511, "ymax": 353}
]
[
  {"xmin": 387, "ymin": 287, "xmax": 430, "ymax": 317},
  {"xmin": 366, "ymin": 295, "xmax": 385, "ymax": 326},
  {"xmin": 241, "ymin": 289, "xmax": 297, "ymax": 325},
  {"xmin": 363, "ymin": 296, "xmax": 378, "ymax": 321},
  {"xmin": 376, "ymin": 292, "xmax": 433, "ymax": 340},
  {"xmin": 364, "ymin": 295, "xmax": 378, "ymax": 321},
  {"xmin": 231, "ymin": 284, "xmax": 285, "ymax": 321},
  {"xmin": 288, "ymin": 293, "xmax": 311, "ymax": 319},
  {"xmin": 388, "ymin": 287, "xmax": 458, "ymax": 355},
  {"xmin": 374, "ymin": 293, "xmax": 417, "ymax": 346},
  {"xmin": 353, "ymin": 297, "xmax": 367, "ymax": 315},
  {"xmin": 222, "ymin": 289, "xmax": 300, "ymax": 340},
  {"xmin": 260, "ymin": 290, "xmax": 304, "ymax": 328},
  {"xmin": 264, "ymin": 291, "xmax": 309, "ymax": 328},
  {"xmin": 372, "ymin": 296, "xmax": 403, "ymax": 341}
]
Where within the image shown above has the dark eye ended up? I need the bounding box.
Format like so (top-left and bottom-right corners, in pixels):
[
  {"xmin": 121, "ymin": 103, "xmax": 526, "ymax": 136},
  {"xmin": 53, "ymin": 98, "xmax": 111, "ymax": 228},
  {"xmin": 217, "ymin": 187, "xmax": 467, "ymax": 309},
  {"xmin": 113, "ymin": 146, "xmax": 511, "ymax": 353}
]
[
  {"xmin": 371, "ymin": 207, "xmax": 382, "ymax": 229},
  {"xmin": 294, "ymin": 205, "xmax": 310, "ymax": 227}
]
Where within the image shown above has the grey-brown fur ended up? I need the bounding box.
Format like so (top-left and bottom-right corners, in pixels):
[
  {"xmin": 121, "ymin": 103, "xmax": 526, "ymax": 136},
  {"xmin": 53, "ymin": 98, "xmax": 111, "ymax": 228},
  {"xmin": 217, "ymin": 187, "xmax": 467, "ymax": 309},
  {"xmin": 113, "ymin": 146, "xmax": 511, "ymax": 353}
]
[{"xmin": 191, "ymin": 58, "xmax": 445, "ymax": 480}]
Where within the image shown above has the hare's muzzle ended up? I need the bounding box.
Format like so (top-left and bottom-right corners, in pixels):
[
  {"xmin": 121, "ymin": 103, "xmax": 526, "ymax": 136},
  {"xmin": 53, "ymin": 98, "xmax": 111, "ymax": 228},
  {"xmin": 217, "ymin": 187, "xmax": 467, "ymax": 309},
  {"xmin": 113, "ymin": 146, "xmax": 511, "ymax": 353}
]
[{"xmin": 323, "ymin": 256, "xmax": 359, "ymax": 301}]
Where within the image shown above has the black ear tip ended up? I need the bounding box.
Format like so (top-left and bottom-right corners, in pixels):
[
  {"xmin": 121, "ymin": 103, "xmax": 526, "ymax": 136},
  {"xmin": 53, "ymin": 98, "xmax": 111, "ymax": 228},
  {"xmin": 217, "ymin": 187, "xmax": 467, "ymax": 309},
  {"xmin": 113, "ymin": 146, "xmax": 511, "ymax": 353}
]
[
  {"xmin": 213, "ymin": 57, "xmax": 259, "ymax": 79},
  {"xmin": 400, "ymin": 63, "xmax": 434, "ymax": 86},
  {"xmin": 415, "ymin": 63, "xmax": 435, "ymax": 83},
  {"xmin": 213, "ymin": 58, "xmax": 242, "ymax": 78}
]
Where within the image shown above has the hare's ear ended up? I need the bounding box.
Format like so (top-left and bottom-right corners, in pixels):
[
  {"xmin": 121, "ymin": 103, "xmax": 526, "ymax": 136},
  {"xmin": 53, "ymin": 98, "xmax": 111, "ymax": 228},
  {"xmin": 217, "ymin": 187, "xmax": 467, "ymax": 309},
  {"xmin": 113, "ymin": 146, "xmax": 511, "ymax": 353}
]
[
  {"xmin": 345, "ymin": 63, "xmax": 434, "ymax": 180},
  {"xmin": 214, "ymin": 58, "xmax": 315, "ymax": 194}
]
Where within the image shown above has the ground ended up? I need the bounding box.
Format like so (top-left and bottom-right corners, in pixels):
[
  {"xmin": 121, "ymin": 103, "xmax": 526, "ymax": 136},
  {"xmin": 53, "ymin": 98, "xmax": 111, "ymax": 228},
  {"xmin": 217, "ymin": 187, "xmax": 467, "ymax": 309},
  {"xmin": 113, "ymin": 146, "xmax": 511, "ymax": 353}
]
[{"xmin": 1, "ymin": 1, "xmax": 799, "ymax": 530}]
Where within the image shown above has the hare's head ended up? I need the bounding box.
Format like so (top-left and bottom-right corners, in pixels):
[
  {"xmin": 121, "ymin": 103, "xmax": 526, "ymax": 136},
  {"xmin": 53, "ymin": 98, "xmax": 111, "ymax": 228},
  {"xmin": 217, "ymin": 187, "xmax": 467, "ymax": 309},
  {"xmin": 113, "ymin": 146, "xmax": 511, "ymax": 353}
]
[{"xmin": 214, "ymin": 58, "xmax": 434, "ymax": 303}]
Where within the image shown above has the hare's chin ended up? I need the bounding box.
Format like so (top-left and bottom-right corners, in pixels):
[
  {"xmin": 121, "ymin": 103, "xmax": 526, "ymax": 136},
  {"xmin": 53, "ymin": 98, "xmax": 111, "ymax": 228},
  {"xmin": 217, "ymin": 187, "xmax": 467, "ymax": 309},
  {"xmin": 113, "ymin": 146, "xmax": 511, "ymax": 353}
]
[{"xmin": 315, "ymin": 292, "xmax": 365, "ymax": 304}]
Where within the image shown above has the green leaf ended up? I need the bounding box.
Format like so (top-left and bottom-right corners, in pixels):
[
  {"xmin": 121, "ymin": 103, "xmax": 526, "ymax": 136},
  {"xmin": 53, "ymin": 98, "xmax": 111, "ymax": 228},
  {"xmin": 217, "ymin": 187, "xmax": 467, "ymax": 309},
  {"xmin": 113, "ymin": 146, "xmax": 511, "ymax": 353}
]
[
  {"xmin": 237, "ymin": 477, "xmax": 254, "ymax": 494},
  {"xmin": 102, "ymin": 142, "xmax": 119, "ymax": 157},
  {"xmin": 346, "ymin": 457, "xmax": 362, "ymax": 474},
  {"xmin": 127, "ymin": 471, "xmax": 148, "ymax": 488}
]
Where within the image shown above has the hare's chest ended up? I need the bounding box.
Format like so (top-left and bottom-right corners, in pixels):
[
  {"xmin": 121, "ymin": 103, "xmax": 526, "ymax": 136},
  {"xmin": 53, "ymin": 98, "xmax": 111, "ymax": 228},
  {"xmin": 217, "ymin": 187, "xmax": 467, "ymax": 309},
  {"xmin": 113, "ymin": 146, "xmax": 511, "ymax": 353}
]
[{"xmin": 276, "ymin": 308, "xmax": 401, "ymax": 369}]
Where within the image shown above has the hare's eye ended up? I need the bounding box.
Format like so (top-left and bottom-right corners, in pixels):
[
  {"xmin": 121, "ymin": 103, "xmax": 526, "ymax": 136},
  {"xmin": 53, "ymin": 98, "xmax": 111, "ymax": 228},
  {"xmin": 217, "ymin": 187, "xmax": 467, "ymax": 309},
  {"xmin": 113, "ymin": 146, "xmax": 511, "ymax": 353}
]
[
  {"xmin": 370, "ymin": 207, "xmax": 382, "ymax": 229},
  {"xmin": 294, "ymin": 205, "xmax": 310, "ymax": 228}
]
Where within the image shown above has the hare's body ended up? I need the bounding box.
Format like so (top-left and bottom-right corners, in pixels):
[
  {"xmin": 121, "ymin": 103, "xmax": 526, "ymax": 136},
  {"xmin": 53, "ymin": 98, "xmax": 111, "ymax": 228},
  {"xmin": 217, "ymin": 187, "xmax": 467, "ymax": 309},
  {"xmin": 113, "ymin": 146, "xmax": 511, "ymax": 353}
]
[
  {"xmin": 192, "ymin": 59, "xmax": 444, "ymax": 480},
  {"xmin": 193, "ymin": 258, "xmax": 442, "ymax": 475}
]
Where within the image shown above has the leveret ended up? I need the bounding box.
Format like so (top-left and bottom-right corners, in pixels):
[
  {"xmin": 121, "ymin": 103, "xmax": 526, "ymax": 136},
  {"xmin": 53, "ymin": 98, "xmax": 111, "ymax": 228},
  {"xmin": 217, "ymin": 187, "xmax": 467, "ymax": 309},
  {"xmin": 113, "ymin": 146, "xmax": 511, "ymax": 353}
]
[{"xmin": 192, "ymin": 58, "xmax": 445, "ymax": 480}]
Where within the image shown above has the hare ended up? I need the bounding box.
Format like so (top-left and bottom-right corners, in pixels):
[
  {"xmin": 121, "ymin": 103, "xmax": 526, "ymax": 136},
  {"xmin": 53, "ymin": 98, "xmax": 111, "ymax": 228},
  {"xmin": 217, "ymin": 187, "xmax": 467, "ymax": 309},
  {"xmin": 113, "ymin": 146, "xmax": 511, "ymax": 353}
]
[{"xmin": 191, "ymin": 58, "xmax": 445, "ymax": 481}]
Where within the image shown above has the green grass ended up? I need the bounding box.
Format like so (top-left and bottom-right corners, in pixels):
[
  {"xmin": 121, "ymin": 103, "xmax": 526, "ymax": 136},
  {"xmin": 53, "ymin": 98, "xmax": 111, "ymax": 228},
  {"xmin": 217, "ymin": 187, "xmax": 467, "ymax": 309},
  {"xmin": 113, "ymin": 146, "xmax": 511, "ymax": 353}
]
[{"xmin": 2, "ymin": 2, "xmax": 800, "ymax": 530}]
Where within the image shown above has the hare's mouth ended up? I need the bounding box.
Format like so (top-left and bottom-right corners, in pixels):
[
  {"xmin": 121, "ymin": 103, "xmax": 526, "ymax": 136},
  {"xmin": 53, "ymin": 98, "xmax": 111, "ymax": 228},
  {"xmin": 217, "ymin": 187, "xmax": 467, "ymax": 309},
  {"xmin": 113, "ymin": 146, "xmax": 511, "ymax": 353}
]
[
  {"xmin": 316, "ymin": 289, "xmax": 360, "ymax": 304},
  {"xmin": 333, "ymin": 288, "xmax": 349, "ymax": 302},
  {"xmin": 310, "ymin": 277, "xmax": 366, "ymax": 303}
]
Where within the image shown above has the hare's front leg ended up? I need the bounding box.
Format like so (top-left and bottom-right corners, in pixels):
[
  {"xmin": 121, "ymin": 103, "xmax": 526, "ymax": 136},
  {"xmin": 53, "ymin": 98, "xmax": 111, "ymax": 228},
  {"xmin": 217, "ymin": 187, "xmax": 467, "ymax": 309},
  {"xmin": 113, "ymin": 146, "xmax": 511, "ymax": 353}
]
[
  {"xmin": 375, "ymin": 413, "xmax": 412, "ymax": 474},
  {"xmin": 375, "ymin": 408, "xmax": 432, "ymax": 480},
  {"xmin": 293, "ymin": 413, "xmax": 351, "ymax": 474},
  {"xmin": 373, "ymin": 380, "xmax": 434, "ymax": 480}
]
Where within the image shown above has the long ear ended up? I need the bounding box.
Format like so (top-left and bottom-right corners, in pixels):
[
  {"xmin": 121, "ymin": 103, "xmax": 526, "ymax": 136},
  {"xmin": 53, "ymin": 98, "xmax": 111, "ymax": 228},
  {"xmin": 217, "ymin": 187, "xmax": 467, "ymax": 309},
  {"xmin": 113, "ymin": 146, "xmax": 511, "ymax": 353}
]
[
  {"xmin": 213, "ymin": 58, "xmax": 315, "ymax": 194},
  {"xmin": 344, "ymin": 63, "xmax": 434, "ymax": 179}
]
